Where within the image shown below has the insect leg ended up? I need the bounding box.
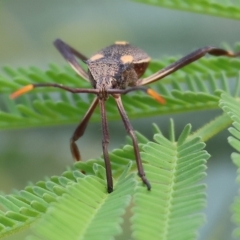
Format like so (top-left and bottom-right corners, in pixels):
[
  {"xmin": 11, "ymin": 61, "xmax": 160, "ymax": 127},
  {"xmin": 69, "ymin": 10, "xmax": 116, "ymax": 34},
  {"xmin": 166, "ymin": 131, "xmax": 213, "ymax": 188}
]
[
  {"xmin": 54, "ymin": 39, "xmax": 89, "ymax": 81},
  {"xmin": 10, "ymin": 83, "xmax": 99, "ymax": 99},
  {"xmin": 70, "ymin": 97, "xmax": 99, "ymax": 161},
  {"xmin": 99, "ymin": 99, "xmax": 113, "ymax": 193},
  {"xmin": 137, "ymin": 46, "xmax": 240, "ymax": 86},
  {"xmin": 114, "ymin": 96, "xmax": 151, "ymax": 190}
]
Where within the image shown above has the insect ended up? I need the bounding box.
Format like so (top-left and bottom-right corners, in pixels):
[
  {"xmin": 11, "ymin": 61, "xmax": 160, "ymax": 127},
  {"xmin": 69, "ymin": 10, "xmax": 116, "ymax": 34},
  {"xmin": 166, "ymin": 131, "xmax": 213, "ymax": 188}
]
[{"xmin": 11, "ymin": 39, "xmax": 240, "ymax": 193}]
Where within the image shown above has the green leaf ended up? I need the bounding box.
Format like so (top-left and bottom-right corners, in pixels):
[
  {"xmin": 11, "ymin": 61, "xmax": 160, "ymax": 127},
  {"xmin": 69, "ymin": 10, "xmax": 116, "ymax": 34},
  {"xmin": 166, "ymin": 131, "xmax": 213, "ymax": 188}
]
[
  {"xmin": 0, "ymin": 122, "xmax": 209, "ymax": 239},
  {"xmin": 133, "ymin": 0, "xmax": 240, "ymax": 20},
  {"xmin": 132, "ymin": 122, "xmax": 209, "ymax": 240},
  {"xmin": 219, "ymin": 93, "xmax": 240, "ymax": 238},
  {"xmin": 31, "ymin": 163, "xmax": 136, "ymax": 240},
  {"xmin": 1, "ymin": 54, "xmax": 240, "ymax": 130}
]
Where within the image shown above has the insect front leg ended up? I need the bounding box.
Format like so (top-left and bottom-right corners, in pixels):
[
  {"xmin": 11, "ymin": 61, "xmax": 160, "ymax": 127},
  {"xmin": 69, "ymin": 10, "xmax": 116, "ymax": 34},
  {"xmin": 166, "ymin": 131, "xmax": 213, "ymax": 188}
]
[
  {"xmin": 54, "ymin": 39, "xmax": 89, "ymax": 81},
  {"xmin": 70, "ymin": 97, "xmax": 98, "ymax": 161}
]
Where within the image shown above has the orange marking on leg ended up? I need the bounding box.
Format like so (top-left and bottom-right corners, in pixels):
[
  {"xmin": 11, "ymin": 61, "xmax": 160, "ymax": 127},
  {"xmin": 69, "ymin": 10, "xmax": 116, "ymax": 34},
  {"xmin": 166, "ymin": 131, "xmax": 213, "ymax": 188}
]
[
  {"xmin": 10, "ymin": 84, "xmax": 34, "ymax": 99},
  {"xmin": 147, "ymin": 89, "xmax": 166, "ymax": 104}
]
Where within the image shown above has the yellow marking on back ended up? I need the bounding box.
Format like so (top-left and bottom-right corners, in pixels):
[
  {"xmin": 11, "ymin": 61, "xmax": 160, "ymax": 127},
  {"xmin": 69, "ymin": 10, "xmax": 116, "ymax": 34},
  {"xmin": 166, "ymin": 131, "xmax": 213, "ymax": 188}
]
[
  {"xmin": 115, "ymin": 41, "xmax": 129, "ymax": 45},
  {"xmin": 90, "ymin": 54, "xmax": 104, "ymax": 61},
  {"xmin": 120, "ymin": 55, "xmax": 133, "ymax": 64}
]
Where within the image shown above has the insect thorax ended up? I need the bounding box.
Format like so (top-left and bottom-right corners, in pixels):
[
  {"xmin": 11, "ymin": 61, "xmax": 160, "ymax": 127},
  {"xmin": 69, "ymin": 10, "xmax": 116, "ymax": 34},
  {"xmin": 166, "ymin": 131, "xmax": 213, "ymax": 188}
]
[
  {"xmin": 86, "ymin": 42, "xmax": 151, "ymax": 93},
  {"xmin": 87, "ymin": 59, "xmax": 139, "ymax": 91}
]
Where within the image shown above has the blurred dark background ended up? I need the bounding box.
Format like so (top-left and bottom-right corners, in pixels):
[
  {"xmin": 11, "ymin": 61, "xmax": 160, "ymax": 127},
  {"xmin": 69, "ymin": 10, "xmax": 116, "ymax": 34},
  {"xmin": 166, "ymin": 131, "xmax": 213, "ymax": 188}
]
[{"xmin": 1, "ymin": 0, "xmax": 240, "ymax": 239}]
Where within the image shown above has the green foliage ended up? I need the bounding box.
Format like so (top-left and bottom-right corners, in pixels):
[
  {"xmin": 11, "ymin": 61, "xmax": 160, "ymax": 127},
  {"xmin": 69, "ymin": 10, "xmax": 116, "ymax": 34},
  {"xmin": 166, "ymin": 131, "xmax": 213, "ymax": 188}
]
[
  {"xmin": 0, "ymin": 123, "xmax": 209, "ymax": 240},
  {"xmin": 0, "ymin": 1, "xmax": 240, "ymax": 240},
  {"xmin": 132, "ymin": 123, "xmax": 208, "ymax": 240},
  {"xmin": 0, "ymin": 55, "xmax": 240, "ymax": 130},
  {"xmin": 133, "ymin": 0, "xmax": 240, "ymax": 20},
  {"xmin": 30, "ymin": 162, "xmax": 136, "ymax": 240},
  {"xmin": 219, "ymin": 93, "xmax": 240, "ymax": 238}
]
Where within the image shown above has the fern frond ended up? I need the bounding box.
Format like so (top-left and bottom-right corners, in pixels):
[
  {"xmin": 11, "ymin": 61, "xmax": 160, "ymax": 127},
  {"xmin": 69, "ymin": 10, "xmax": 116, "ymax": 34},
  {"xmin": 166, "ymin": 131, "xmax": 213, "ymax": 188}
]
[
  {"xmin": 0, "ymin": 122, "xmax": 209, "ymax": 239},
  {"xmin": 133, "ymin": 0, "xmax": 240, "ymax": 20},
  {"xmin": 0, "ymin": 163, "xmax": 135, "ymax": 239},
  {"xmin": 30, "ymin": 162, "xmax": 135, "ymax": 240},
  {"xmin": 0, "ymin": 174, "xmax": 72, "ymax": 238},
  {"xmin": 0, "ymin": 129, "xmax": 147, "ymax": 239},
  {"xmin": 219, "ymin": 92, "xmax": 240, "ymax": 238},
  {"xmin": 131, "ymin": 121, "xmax": 210, "ymax": 240},
  {"xmin": 1, "ymin": 54, "xmax": 240, "ymax": 130}
]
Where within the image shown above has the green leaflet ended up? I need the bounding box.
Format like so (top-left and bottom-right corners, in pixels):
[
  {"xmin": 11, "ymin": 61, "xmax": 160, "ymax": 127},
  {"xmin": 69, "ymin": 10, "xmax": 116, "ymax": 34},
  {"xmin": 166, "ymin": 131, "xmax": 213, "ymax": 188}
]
[
  {"xmin": 0, "ymin": 123, "xmax": 209, "ymax": 240},
  {"xmin": 132, "ymin": 122, "xmax": 209, "ymax": 240},
  {"xmin": 0, "ymin": 55, "xmax": 240, "ymax": 130},
  {"xmin": 0, "ymin": 131, "xmax": 142, "ymax": 239},
  {"xmin": 219, "ymin": 93, "xmax": 240, "ymax": 238},
  {"xmin": 31, "ymin": 162, "xmax": 136, "ymax": 240},
  {"xmin": 132, "ymin": 0, "xmax": 240, "ymax": 20}
]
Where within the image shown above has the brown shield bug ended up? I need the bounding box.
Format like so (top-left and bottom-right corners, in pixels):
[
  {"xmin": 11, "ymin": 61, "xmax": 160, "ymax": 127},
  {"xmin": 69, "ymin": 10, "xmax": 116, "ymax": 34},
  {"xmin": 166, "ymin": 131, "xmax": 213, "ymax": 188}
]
[{"xmin": 11, "ymin": 39, "xmax": 240, "ymax": 193}]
